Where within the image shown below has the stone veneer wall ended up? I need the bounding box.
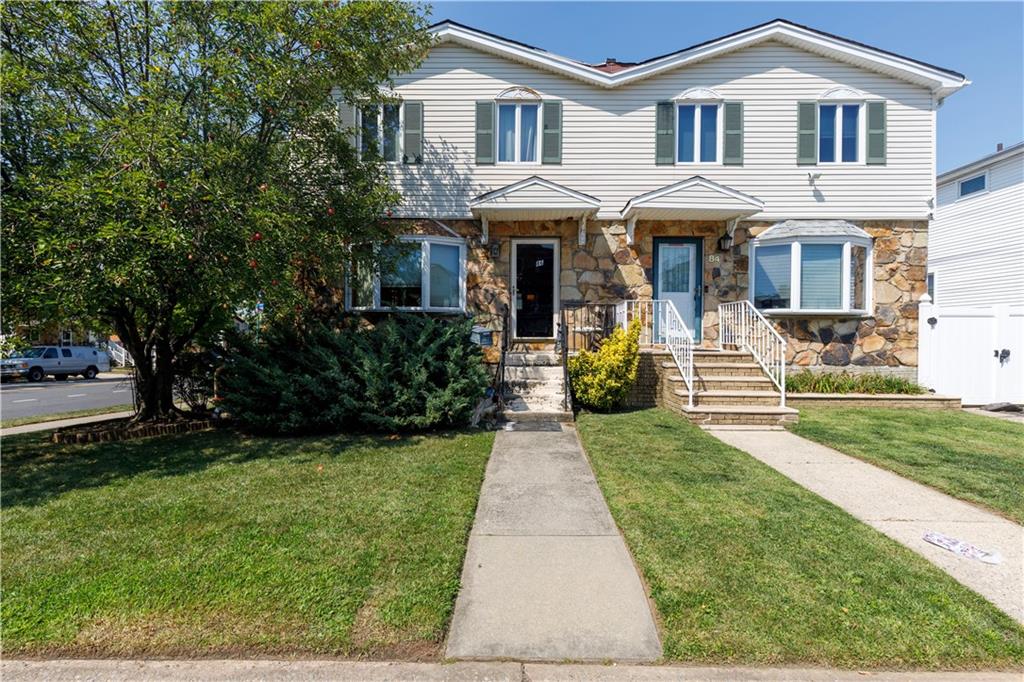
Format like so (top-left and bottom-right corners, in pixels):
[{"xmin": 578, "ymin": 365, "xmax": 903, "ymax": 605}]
[{"xmin": 375, "ymin": 218, "xmax": 926, "ymax": 377}]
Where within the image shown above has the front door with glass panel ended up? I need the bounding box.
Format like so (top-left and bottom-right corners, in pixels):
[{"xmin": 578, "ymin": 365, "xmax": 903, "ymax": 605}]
[
  {"xmin": 512, "ymin": 240, "xmax": 557, "ymax": 338},
  {"xmin": 654, "ymin": 239, "xmax": 700, "ymax": 341}
]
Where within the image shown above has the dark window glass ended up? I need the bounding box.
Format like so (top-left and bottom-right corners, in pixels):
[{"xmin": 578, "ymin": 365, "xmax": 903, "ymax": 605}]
[
  {"xmin": 959, "ymin": 174, "xmax": 986, "ymax": 197},
  {"xmin": 819, "ymin": 105, "xmax": 836, "ymax": 163},
  {"xmin": 677, "ymin": 105, "xmax": 695, "ymax": 162},
  {"xmin": 753, "ymin": 244, "xmax": 792, "ymax": 310},
  {"xmin": 700, "ymin": 104, "xmax": 717, "ymax": 162},
  {"xmin": 43, "ymin": 348, "xmax": 58, "ymax": 359},
  {"xmin": 382, "ymin": 104, "xmax": 400, "ymax": 162},
  {"xmin": 62, "ymin": 348, "xmax": 73, "ymax": 357},
  {"xmin": 360, "ymin": 106, "xmax": 379, "ymax": 157},
  {"xmin": 841, "ymin": 104, "xmax": 858, "ymax": 162},
  {"xmin": 380, "ymin": 245, "xmax": 422, "ymax": 308}
]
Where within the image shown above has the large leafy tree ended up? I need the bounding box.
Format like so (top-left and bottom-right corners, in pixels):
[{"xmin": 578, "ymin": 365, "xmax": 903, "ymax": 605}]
[{"xmin": 1, "ymin": 1, "xmax": 430, "ymax": 420}]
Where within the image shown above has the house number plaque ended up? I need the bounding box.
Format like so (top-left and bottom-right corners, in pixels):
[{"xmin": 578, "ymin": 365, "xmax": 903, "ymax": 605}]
[{"xmin": 707, "ymin": 254, "xmax": 721, "ymax": 264}]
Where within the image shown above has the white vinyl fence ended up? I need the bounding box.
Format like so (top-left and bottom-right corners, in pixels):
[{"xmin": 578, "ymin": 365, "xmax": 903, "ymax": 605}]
[{"xmin": 918, "ymin": 302, "xmax": 1024, "ymax": 405}]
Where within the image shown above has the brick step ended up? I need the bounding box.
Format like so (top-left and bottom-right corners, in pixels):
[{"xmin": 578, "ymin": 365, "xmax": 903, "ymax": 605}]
[
  {"xmin": 667, "ymin": 374, "xmax": 777, "ymax": 392},
  {"xmin": 680, "ymin": 404, "xmax": 799, "ymax": 426},
  {"xmin": 692, "ymin": 350, "xmax": 756, "ymax": 364},
  {"xmin": 693, "ymin": 362, "xmax": 766, "ymax": 378},
  {"xmin": 689, "ymin": 389, "xmax": 782, "ymax": 407}
]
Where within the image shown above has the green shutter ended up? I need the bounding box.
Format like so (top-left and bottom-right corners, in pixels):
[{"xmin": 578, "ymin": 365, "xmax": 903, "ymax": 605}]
[
  {"xmin": 475, "ymin": 101, "xmax": 495, "ymax": 165},
  {"xmin": 723, "ymin": 101, "xmax": 744, "ymax": 166},
  {"xmin": 866, "ymin": 101, "xmax": 887, "ymax": 165},
  {"xmin": 542, "ymin": 100, "xmax": 562, "ymax": 165},
  {"xmin": 655, "ymin": 101, "xmax": 675, "ymax": 165},
  {"xmin": 402, "ymin": 101, "xmax": 423, "ymax": 164},
  {"xmin": 797, "ymin": 101, "xmax": 817, "ymax": 165}
]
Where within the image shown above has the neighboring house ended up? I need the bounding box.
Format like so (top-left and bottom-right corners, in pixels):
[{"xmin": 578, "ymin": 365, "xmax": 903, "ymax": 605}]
[
  {"xmin": 338, "ymin": 18, "xmax": 969, "ymax": 418},
  {"xmin": 919, "ymin": 143, "xmax": 1024, "ymax": 404}
]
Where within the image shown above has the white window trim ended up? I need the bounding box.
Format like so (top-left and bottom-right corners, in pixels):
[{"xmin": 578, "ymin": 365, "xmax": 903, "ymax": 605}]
[
  {"xmin": 357, "ymin": 103, "xmax": 404, "ymax": 164},
  {"xmin": 749, "ymin": 236, "xmax": 873, "ymax": 316},
  {"xmin": 675, "ymin": 101, "xmax": 722, "ymax": 165},
  {"xmin": 817, "ymin": 101, "xmax": 866, "ymax": 165},
  {"xmin": 346, "ymin": 235, "xmax": 467, "ymax": 313},
  {"xmin": 495, "ymin": 101, "xmax": 541, "ymax": 165},
  {"xmin": 956, "ymin": 171, "xmax": 989, "ymax": 200},
  {"xmin": 926, "ymin": 270, "xmax": 937, "ymax": 304}
]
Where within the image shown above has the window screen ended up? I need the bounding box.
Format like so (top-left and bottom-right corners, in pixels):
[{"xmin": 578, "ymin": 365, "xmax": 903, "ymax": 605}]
[
  {"xmin": 801, "ymin": 244, "xmax": 843, "ymax": 309},
  {"xmin": 754, "ymin": 244, "xmax": 792, "ymax": 309}
]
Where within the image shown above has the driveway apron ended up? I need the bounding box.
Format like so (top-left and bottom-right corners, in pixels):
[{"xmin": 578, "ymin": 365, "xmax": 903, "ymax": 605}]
[
  {"xmin": 446, "ymin": 423, "xmax": 661, "ymax": 662},
  {"xmin": 709, "ymin": 428, "xmax": 1024, "ymax": 624}
]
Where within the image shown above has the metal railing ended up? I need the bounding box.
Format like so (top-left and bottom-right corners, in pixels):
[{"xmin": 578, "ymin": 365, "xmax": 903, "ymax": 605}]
[
  {"xmin": 493, "ymin": 303, "xmax": 512, "ymax": 409},
  {"xmin": 557, "ymin": 308, "xmax": 570, "ymax": 412},
  {"xmin": 107, "ymin": 340, "xmax": 134, "ymax": 367},
  {"xmin": 617, "ymin": 299, "xmax": 695, "ymax": 408},
  {"xmin": 718, "ymin": 300, "xmax": 787, "ymax": 406}
]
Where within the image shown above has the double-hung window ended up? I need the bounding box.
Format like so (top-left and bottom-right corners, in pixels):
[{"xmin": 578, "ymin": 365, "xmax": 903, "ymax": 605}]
[
  {"xmin": 359, "ymin": 104, "xmax": 402, "ymax": 162},
  {"xmin": 497, "ymin": 102, "xmax": 539, "ymax": 163},
  {"xmin": 751, "ymin": 230, "xmax": 872, "ymax": 315},
  {"xmin": 677, "ymin": 103, "xmax": 719, "ymax": 163},
  {"xmin": 818, "ymin": 103, "xmax": 861, "ymax": 163},
  {"xmin": 347, "ymin": 237, "xmax": 466, "ymax": 312}
]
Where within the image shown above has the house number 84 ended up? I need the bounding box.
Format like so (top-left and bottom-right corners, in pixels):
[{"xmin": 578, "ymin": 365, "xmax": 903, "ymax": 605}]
[{"xmin": 707, "ymin": 254, "xmax": 721, "ymax": 264}]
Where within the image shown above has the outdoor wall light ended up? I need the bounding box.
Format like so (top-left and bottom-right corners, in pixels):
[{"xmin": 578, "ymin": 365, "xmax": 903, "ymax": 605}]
[{"xmin": 717, "ymin": 233, "xmax": 733, "ymax": 252}]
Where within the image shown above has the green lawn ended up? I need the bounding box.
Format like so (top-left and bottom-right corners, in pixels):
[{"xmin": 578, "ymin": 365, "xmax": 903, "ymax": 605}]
[
  {"xmin": 1, "ymin": 427, "xmax": 494, "ymax": 657},
  {"xmin": 792, "ymin": 407, "xmax": 1024, "ymax": 524},
  {"xmin": 577, "ymin": 408, "xmax": 1024, "ymax": 669}
]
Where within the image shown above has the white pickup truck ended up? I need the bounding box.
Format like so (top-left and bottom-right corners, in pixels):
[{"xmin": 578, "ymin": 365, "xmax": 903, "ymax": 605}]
[{"xmin": 1, "ymin": 346, "xmax": 111, "ymax": 382}]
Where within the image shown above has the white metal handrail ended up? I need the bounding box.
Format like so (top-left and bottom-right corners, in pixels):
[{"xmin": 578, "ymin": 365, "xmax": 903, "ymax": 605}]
[
  {"xmin": 718, "ymin": 300, "xmax": 786, "ymax": 406},
  {"xmin": 618, "ymin": 299, "xmax": 695, "ymax": 408},
  {"xmin": 108, "ymin": 340, "xmax": 134, "ymax": 367}
]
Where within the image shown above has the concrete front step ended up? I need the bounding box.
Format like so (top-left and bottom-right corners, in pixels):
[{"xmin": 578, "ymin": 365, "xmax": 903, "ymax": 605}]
[
  {"xmin": 681, "ymin": 404, "xmax": 799, "ymax": 426},
  {"xmin": 505, "ymin": 352, "xmax": 561, "ymax": 367},
  {"xmin": 505, "ymin": 365, "xmax": 563, "ymax": 381},
  {"xmin": 691, "ymin": 389, "xmax": 782, "ymax": 407}
]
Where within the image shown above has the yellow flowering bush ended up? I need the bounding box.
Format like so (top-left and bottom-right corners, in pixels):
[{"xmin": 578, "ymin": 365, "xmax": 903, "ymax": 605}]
[{"xmin": 568, "ymin": 319, "xmax": 641, "ymax": 411}]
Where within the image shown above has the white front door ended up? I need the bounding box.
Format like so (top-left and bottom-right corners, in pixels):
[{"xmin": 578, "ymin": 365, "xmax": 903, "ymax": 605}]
[{"xmin": 657, "ymin": 242, "xmax": 699, "ymax": 338}]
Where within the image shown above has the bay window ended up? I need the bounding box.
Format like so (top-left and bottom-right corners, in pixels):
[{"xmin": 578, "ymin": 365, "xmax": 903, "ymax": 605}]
[
  {"xmin": 497, "ymin": 102, "xmax": 539, "ymax": 163},
  {"xmin": 751, "ymin": 235, "xmax": 872, "ymax": 315},
  {"xmin": 677, "ymin": 103, "xmax": 719, "ymax": 163},
  {"xmin": 347, "ymin": 237, "xmax": 466, "ymax": 312}
]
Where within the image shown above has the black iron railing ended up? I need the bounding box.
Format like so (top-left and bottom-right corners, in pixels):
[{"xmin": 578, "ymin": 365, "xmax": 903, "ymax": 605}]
[
  {"xmin": 557, "ymin": 303, "xmax": 619, "ymax": 412},
  {"xmin": 492, "ymin": 303, "xmax": 512, "ymax": 409}
]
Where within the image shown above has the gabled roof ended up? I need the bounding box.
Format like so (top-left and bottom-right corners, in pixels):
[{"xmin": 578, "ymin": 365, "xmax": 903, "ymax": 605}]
[
  {"xmin": 469, "ymin": 176, "xmax": 601, "ymax": 220},
  {"xmin": 937, "ymin": 142, "xmax": 1024, "ymax": 185},
  {"xmin": 621, "ymin": 177, "xmax": 764, "ymax": 221},
  {"xmin": 428, "ymin": 18, "xmax": 968, "ymax": 98}
]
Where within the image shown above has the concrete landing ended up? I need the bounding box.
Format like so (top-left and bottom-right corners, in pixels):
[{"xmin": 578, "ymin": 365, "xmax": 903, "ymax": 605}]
[
  {"xmin": 446, "ymin": 425, "xmax": 661, "ymax": 662},
  {"xmin": 709, "ymin": 428, "xmax": 1024, "ymax": 625}
]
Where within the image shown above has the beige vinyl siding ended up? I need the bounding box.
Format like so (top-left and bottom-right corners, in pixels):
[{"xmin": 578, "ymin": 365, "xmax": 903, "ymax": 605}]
[
  {"xmin": 930, "ymin": 151, "xmax": 1024, "ymax": 306},
  {"xmin": 385, "ymin": 40, "xmax": 936, "ymax": 220}
]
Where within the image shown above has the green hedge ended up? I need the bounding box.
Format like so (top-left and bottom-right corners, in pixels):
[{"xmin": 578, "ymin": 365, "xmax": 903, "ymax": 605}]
[
  {"xmin": 785, "ymin": 370, "xmax": 926, "ymax": 395},
  {"xmin": 568, "ymin": 319, "xmax": 641, "ymax": 411},
  {"xmin": 220, "ymin": 314, "xmax": 489, "ymax": 435}
]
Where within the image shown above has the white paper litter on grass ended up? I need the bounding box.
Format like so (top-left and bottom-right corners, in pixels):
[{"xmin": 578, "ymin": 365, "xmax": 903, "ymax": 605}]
[{"xmin": 923, "ymin": 531, "xmax": 1002, "ymax": 564}]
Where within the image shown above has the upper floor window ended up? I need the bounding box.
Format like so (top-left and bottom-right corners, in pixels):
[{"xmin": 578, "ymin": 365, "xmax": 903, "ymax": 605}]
[
  {"xmin": 357, "ymin": 101, "xmax": 424, "ymax": 165},
  {"xmin": 347, "ymin": 236, "xmax": 466, "ymax": 312},
  {"xmin": 677, "ymin": 103, "xmax": 719, "ymax": 163},
  {"xmin": 818, "ymin": 103, "xmax": 860, "ymax": 163},
  {"xmin": 498, "ymin": 102, "xmax": 539, "ymax": 163},
  {"xmin": 958, "ymin": 173, "xmax": 987, "ymax": 198}
]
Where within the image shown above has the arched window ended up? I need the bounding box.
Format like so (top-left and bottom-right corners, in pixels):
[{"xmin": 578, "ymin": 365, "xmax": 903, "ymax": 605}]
[{"xmin": 495, "ymin": 87, "xmax": 542, "ymax": 163}]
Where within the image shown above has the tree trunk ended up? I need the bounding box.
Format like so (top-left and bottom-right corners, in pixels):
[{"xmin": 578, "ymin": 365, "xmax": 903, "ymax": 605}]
[{"xmin": 112, "ymin": 316, "xmax": 179, "ymax": 422}]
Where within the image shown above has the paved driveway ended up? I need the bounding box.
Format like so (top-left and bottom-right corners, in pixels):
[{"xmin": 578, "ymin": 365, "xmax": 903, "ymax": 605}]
[{"xmin": 1, "ymin": 373, "xmax": 133, "ymax": 420}]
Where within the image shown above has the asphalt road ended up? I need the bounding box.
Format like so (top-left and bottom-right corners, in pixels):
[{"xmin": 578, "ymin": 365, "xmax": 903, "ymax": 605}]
[{"xmin": 0, "ymin": 373, "xmax": 134, "ymax": 421}]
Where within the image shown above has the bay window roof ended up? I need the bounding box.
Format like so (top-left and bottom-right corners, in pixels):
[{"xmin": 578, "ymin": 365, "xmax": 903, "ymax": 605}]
[{"xmin": 754, "ymin": 219, "xmax": 871, "ymax": 242}]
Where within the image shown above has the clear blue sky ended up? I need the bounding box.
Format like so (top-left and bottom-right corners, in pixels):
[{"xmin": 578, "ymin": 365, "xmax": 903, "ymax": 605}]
[{"xmin": 430, "ymin": 1, "xmax": 1024, "ymax": 173}]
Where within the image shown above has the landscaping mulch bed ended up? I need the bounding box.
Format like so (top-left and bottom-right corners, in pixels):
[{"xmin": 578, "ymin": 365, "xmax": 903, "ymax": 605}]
[{"xmin": 51, "ymin": 417, "xmax": 217, "ymax": 444}]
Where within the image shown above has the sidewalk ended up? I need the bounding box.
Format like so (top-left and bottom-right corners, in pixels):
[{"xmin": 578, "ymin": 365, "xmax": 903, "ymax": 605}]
[
  {"xmin": 2, "ymin": 660, "xmax": 1020, "ymax": 681},
  {"xmin": 1, "ymin": 410, "xmax": 134, "ymax": 436},
  {"xmin": 709, "ymin": 428, "xmax": 1024, "ymax": 624},
  {"xmin": 445, "ymin": 423, "xmax": 661, "ymax": 661}
]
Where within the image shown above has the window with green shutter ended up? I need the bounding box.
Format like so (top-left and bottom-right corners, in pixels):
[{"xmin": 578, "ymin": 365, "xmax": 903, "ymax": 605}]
[
  {"xmin": 797, "ymin": 101, "xmax": 818, "ymax": 165},
  {"xmin": 655, "ymin": 101, "xmax": 675, "ymax": 165},
  {"xmin": 403, "ymin": 101, "xmax": 423, "ymax": 164},
  {"xmin": 866, "ymin": 101, "xmax": 886, "ymax": 165},
  {"xmin": 723, "ymin": 101, "xmax": 743, "ymax": 166},
  {"xmin": 542, "ymin": 100, "xmax": 562, "ymax": 165},
  {"xmin": 475, "ymin": 101, "xmax": 495, "ymax": 165}
]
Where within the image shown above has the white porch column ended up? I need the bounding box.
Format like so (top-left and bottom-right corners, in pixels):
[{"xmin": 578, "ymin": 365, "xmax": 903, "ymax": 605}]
[
  {"xmin": 626, "ymin": 216, "xmax": 636, "ymax": 245},
  {"xmin": 578, "ymin": 214, "xmax": 587, "ymax": 246},
  {"xmin": 481, "ymin": 215, "xmax": 489, "ymax": 245}
]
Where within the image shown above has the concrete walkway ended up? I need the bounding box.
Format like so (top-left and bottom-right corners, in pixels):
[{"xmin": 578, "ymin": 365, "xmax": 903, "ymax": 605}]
[
  {"xmin": 3, "ymin": 660, "xmax": 1021, "ymax": 681},
  {"xmin": 446, "ymin": 423, "xmax": 661, "ymax": 662},
  {"xmin": 710, "ymin": 429, "xmax": 1024, "ymax": 624},
  {"xmin": 1, "ymin": 410, "xmax": 134, "ymax": 436}
]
